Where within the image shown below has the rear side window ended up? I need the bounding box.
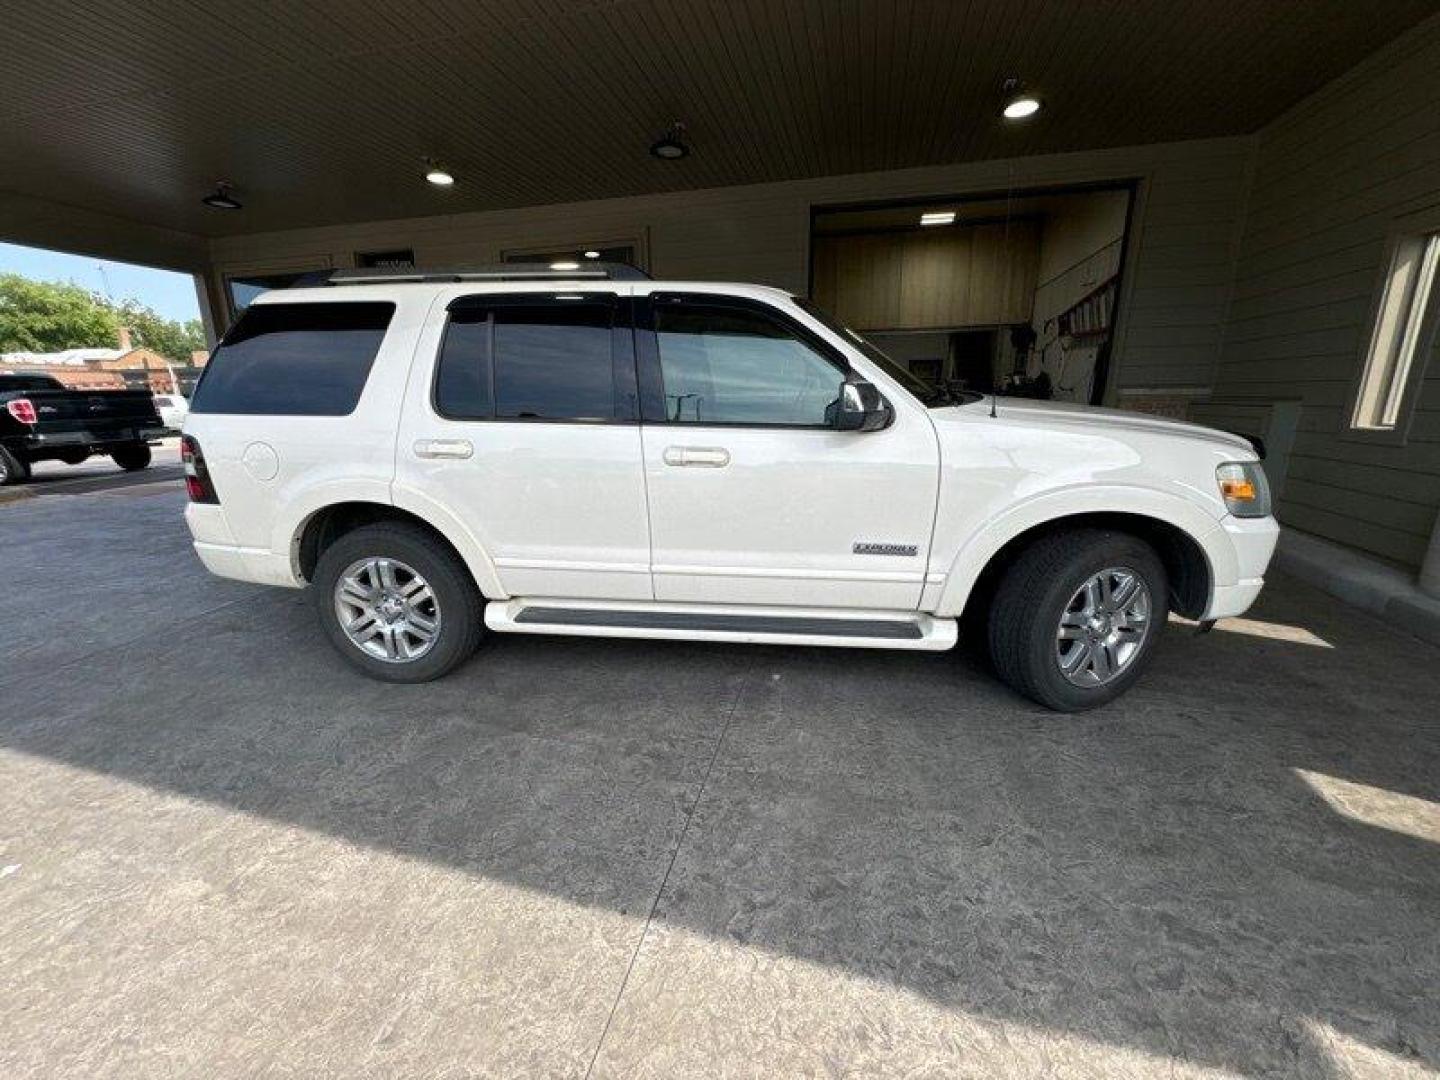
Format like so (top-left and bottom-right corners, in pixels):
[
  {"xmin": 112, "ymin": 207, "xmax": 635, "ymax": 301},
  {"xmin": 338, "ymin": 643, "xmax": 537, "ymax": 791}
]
[
  {"xmin": 191, "ymin": 302, "xmax": 393, "ymax": 415},
  {"xmin": 435, "ymin": 298, "xmax": 619, "ymax": 421}
]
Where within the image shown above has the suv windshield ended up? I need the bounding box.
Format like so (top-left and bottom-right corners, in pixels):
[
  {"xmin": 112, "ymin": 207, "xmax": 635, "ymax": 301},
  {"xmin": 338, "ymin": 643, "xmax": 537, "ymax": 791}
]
[{"xmin": 794, "ymin": 299, "xmax": 975, "ymax": 408}]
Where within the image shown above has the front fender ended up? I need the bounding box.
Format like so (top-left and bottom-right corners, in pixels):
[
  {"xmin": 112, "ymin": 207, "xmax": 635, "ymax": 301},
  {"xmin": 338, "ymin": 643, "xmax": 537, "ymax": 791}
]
[{"xmin": 931, "ymin": 484, "xmax": 1231, "ymax": 617}]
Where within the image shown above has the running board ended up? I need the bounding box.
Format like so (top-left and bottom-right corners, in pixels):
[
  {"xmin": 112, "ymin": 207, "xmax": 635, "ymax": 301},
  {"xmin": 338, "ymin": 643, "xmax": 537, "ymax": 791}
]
[{"xmin": 485, "ymin": 599, "xmax": 957, "ymax": 651}]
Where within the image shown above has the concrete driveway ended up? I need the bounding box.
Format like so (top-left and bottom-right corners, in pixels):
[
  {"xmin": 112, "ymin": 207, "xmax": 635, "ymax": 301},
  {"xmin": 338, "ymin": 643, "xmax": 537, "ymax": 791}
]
[{"xmin": 2, "ymin": 482, "xmax": 1437, "ymax": 1078}]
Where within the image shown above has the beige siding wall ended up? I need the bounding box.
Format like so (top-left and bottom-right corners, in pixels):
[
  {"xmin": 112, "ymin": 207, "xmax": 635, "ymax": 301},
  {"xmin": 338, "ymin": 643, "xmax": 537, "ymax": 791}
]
[
  {"xmin": 208, "ymin": 137, "xmax": 1252, "ymax": 400},
  {"xmin": 1209, "ymin": 15, "xmax": 1440, "ymax": 568}
]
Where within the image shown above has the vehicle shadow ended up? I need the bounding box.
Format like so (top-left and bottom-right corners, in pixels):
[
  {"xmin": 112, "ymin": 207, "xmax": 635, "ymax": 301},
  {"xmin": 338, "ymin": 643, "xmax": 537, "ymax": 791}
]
[{"xmin": 3, "ymin": 570, "xmax": 1437, "ymax": 1076}]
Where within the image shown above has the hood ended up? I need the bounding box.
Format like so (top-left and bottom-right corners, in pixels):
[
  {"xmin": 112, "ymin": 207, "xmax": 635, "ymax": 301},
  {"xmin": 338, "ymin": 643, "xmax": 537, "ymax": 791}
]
[{"xmin": 947, "ymin": 396, "xmax": 1259, "ymax": 456}]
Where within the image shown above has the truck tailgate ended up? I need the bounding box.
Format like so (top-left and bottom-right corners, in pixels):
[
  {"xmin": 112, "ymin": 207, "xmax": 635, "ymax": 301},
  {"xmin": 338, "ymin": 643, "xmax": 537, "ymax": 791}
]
[{"xmin": 24, "ymin": 389, "xmax": 162, "ymax": 439}]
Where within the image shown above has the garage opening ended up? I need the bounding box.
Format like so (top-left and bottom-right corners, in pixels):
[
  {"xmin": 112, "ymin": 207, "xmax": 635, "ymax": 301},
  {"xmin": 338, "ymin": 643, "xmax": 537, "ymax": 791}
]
[{"xmin": 809, "ymin": 183, "xmax": 1136, "ymax": 405}]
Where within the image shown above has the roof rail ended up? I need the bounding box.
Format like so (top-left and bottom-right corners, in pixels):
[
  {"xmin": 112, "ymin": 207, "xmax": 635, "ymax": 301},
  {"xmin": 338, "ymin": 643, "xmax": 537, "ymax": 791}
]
[{"xmin": 317, "ymin": 262, "xmax": 652, "ymax": 286}]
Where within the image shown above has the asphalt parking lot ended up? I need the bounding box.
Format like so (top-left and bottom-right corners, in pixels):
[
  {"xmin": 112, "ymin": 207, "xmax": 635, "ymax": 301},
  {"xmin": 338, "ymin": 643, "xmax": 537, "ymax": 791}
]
[{"xmin": 2, "ymin": 480, "xmax": 1438, "ymax": 1078}]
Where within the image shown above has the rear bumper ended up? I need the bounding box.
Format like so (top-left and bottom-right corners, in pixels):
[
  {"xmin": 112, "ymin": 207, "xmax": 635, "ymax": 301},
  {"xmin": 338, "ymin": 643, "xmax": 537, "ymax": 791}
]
[
  {"xmin": 185, "ymin": 503, "xmax": 301, "ymax": 588},
  {"xmin": 12, "ymin": 426, "xmax": 167, "ymax": 454}
]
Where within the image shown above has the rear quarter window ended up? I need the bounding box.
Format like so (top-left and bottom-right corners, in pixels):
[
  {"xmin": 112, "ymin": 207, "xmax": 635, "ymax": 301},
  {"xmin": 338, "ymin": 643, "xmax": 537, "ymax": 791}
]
[{"xmin": 191, "ymin": 301, "xmax": 394, "ymax": 416}]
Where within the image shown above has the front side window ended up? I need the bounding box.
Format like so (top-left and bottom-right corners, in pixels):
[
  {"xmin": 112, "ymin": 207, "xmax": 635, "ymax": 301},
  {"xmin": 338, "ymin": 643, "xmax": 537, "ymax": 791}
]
[
  {"xmin": 1352, "ymin": 232, "xmax": 1440, "ymax": 432},
  {"xmin": 191, "ymin": 301, "xmax": 393, "ymax": 416},
  {"xmin": 435, "ymin": 298, "xmax": 618, "ymax": 421},
  {"xmin": 653, "ymin": 302, "xmax": 842, "ymax": 425}
]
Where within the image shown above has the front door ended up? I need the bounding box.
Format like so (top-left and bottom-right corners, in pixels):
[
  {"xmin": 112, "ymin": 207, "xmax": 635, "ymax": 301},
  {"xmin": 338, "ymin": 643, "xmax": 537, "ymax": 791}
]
[
  {"xmin": 396, "ymin": 290, "xmax": 652, "ymax": 601},
  {"xmin": 635, "ymin": 293, "xmax": 939, "ymax": 609}
]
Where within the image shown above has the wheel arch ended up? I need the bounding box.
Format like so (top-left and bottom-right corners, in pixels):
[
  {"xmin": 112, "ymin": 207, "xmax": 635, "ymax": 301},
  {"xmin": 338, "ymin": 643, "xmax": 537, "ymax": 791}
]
[
  {"xmin": 292, "ymin": 498, "xmax": 504, "ymax": 599},
  {"xmin": 939, "ymin": 502, "xmax": 1222, "ymax": 623}
]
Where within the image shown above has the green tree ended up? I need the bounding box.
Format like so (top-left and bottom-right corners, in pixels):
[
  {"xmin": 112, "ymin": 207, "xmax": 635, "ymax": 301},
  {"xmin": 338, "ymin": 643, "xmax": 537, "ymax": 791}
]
[
  {"xmin": 117, "ymin": 301, "xmax": 207, "ymax": 364},
  {"xmin": 0, "ymin": 273, "xmax": 205, "ymax": 364},
  {"xmin": 0, "ymin": 273, "xmax": 118, "ymax": 353}
]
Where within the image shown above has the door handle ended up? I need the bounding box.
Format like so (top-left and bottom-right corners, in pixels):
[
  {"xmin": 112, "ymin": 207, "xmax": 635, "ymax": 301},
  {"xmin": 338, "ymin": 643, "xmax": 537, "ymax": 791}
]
[
  {"xmin": 663, "ymin": 446, "xmax": 730, "ymax": 468},
  {"xmin": 413, "ymin": 438, "xmax": 474, "ymax": 460}
]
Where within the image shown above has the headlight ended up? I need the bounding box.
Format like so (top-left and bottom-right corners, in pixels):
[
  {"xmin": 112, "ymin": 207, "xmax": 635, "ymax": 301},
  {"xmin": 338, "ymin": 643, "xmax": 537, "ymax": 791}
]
[{"xmin": 1216, "ymin": 461, "xmax": 1271, "ymax": 518}]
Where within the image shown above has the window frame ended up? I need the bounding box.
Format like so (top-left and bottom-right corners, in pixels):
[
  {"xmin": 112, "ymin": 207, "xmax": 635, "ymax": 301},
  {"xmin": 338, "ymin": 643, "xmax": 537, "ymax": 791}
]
[
  {"xmin": 1346, "ymin": 212, "xmax": 1440, "ymax": 446},
  {"xmin": 430, "ymin": 292, "xmax": 639, "ymax": 425},
  {"xmin": 633, "ymin": 292, "xmax": 853, "ymax": 430}
]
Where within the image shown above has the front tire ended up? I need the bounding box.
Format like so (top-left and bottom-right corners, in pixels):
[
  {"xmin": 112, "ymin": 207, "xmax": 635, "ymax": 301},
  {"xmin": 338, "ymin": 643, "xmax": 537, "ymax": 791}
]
[
  {"xmin": 986, "ymin": 529, "xmax": 1168, "ymax": 712},
  {"xmin": 312, "ymin": 522, "xmax": 484, "ymax": 683},
  {"xmin": 111, "ymin": 442, "xmax": 152, "ymax": 471}
]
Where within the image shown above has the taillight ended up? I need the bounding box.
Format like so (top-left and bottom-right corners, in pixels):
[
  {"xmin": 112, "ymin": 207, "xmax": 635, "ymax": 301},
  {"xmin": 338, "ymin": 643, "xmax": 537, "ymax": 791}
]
[
  {"xmin": 181, "ymin": 435, "xmax": 219, "ymax": 504},
  {"xmin": 6, "ymin": 398, "xmax": 37, "ymax": 425}
]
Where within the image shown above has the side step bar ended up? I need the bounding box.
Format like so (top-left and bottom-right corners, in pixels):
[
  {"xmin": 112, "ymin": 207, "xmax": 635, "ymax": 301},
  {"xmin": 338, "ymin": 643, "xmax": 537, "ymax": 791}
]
[{"xmin": 485, "ymin": 599, "xmax": 957, "ymax": 651}]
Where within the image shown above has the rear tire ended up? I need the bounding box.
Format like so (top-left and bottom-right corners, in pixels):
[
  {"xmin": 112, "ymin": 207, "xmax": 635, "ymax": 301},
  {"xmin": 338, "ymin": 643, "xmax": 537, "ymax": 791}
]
[
  {"xmin": 0, "ymin": 446, "xmax": 30, "ymax": 485},
  {"xmin": 312, "ymin": 522, "xmax": 484, "ymax": 683},
  {"xmin": 986, "ymin": 529, "xmax": 1168, "ymax": 712},
  {"xmin": 111, "ymin": 443, "xmax": 152, "ymax": 471}
]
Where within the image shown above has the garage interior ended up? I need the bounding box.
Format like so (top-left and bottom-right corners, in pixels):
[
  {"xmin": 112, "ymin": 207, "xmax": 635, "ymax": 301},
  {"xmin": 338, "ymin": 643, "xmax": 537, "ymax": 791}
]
[
  {"xmin": 812, "ymin": 185, "xmax": 1132, "ymax": 404},
  {"xmin": 3, "ymin": 1, "xmax": 1440, "ymax": 1076}
]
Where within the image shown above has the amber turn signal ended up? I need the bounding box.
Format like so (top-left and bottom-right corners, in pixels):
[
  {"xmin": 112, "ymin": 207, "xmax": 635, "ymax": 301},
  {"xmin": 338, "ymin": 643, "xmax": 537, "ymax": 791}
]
[{"xmin": 1219, "ymin": 477, "xmax": 1257, "ymax": 502}]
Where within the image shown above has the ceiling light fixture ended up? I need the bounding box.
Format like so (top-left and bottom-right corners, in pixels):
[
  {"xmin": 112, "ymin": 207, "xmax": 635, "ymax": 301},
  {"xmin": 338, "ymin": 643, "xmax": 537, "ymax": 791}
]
[
  {"xmin": 201, "ymin": 181, "xmax": 242, "ymax": 210},
  {"xmin": 650, "ymin": 121, "xmax": 690, "ymax": 160},
  {"xmin": 920, "ymin": 211, "xmax": 956, "ymax": 226},
  {"xmin": 1000, "ymin": 77, "xmax": 1042, "ymax": 120},
  {"xmin": 550, "ymin": 261, "xmax": 580, "ymax": 271},
  {"xmin": 424, "ymin": 159, "xmax": 455, "ymax": 186},
  {"xmin": 583, "ymin": 250, "xmax": 601, "ymax": 259}
]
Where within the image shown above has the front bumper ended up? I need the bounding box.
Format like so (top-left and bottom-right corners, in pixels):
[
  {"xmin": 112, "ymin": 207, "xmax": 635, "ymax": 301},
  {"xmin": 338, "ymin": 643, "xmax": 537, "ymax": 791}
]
[{"xmin": 1202, "ymin": 515, "xmax": 1280, "ymax": 620}]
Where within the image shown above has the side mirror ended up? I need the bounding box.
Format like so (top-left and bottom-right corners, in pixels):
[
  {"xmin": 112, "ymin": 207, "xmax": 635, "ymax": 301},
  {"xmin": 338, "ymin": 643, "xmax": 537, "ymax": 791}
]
[{"xmin": 834, "ymin": 378, "xmax": 894, "ymax": 432}]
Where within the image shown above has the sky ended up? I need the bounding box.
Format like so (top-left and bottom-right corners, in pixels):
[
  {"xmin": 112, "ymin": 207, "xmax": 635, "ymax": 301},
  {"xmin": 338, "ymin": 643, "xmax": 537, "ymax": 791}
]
[{"xmin": 0, "ymin": 241, "xmax": 201, "ymax": 323}]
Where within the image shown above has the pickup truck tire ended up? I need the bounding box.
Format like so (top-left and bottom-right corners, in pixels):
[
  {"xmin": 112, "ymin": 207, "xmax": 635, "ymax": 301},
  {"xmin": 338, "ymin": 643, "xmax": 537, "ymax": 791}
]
[
  {"xmin": 313, "ymin": 522, "xmax": 484, "ymax": 683},
  {"xmin": 0, "ymin": 446, "xmax": 30, "ymax": 485},
  {"xmin": 986, "ymin": 529, "xmax": 1168, "ymax": 712},
  {"xmin": 110, "ymin": 443, "xmax": 152, "ymax": 471}
]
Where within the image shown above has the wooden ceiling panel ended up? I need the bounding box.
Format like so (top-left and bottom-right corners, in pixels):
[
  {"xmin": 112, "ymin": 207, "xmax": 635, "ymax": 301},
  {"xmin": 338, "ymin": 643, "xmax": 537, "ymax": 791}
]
[{"xmin": 0, "ymin": 0, "xmax": 1436, "ymax": 238}]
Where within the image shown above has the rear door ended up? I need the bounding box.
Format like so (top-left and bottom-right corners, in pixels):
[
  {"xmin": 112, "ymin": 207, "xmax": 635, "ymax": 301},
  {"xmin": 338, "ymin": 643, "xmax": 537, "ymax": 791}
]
[{"xmin": 394, "ymin": 289, "xmax": 652, "ymax": 601}]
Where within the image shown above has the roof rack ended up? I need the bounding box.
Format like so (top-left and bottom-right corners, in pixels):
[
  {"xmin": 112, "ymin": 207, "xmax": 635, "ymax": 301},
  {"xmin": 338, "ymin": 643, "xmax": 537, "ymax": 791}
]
[{"xmin": 315, "ymin": 262, "xmax": 652, "ymax": 287}]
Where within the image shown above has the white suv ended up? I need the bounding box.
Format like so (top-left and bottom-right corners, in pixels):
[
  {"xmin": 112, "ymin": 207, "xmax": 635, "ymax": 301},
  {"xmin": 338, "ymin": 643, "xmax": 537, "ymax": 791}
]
[{"xmin": 182, "ymin": 265, "xmax": 1277, "ymax": 711}]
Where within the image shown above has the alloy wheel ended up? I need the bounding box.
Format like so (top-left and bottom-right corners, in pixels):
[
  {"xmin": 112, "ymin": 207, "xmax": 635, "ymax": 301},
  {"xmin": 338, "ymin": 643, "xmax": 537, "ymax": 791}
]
[
  {"xmin": 1055, "ymin": 567, "xmax": 1152, "ymax": 687},
  {"xmin": 333, "ymin": 556, "xmax": 442, "ymax": 663}
]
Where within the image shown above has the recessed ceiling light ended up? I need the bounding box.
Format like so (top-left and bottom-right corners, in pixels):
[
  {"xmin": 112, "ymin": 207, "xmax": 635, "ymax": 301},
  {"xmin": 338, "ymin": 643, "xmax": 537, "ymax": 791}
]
[
  {"xmin": 425, "ymin": 165, "xmax": 455, "ymax": 186},
  {"xmin": 920, "ymin": 211, "xmax": 956, "ymax": 226},
  {"xmin": 650, "ymin": 121, "xmax": 690, "ymax": 160},
  {"xmin": 550, "ymin": 261, "xmax": 580, "ymax": 271},
  {"xmin": 583, "ymin": 250, "xmax": 601, "ymax": 259},
  {"xmin": 201, "ymin": 181, "xmax": 242, "ymax": 210},
  {"xmin": 1002, "ymin": 94, "xmax": 1042, "ymax": 120}
]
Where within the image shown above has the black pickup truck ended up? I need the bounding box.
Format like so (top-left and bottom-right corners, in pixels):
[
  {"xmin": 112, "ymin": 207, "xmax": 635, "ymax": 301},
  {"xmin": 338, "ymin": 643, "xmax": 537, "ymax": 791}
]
[{"xmin": 0, "ymin": 372, "xmax": 165, "ymax": 485}]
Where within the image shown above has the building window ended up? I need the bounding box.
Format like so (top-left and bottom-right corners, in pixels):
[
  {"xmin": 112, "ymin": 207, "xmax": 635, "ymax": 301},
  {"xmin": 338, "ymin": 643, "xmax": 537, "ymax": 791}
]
[{"xmin": 1352, "ymin": 232, "xmax": 1440, "ymax": 432}]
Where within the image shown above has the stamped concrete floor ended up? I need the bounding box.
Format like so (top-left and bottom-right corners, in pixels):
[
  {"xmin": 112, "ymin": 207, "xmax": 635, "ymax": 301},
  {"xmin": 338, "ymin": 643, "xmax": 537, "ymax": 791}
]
[{"xmin": 2, "ymin": 485, "xmax": 1438, "ymax": 1078}]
